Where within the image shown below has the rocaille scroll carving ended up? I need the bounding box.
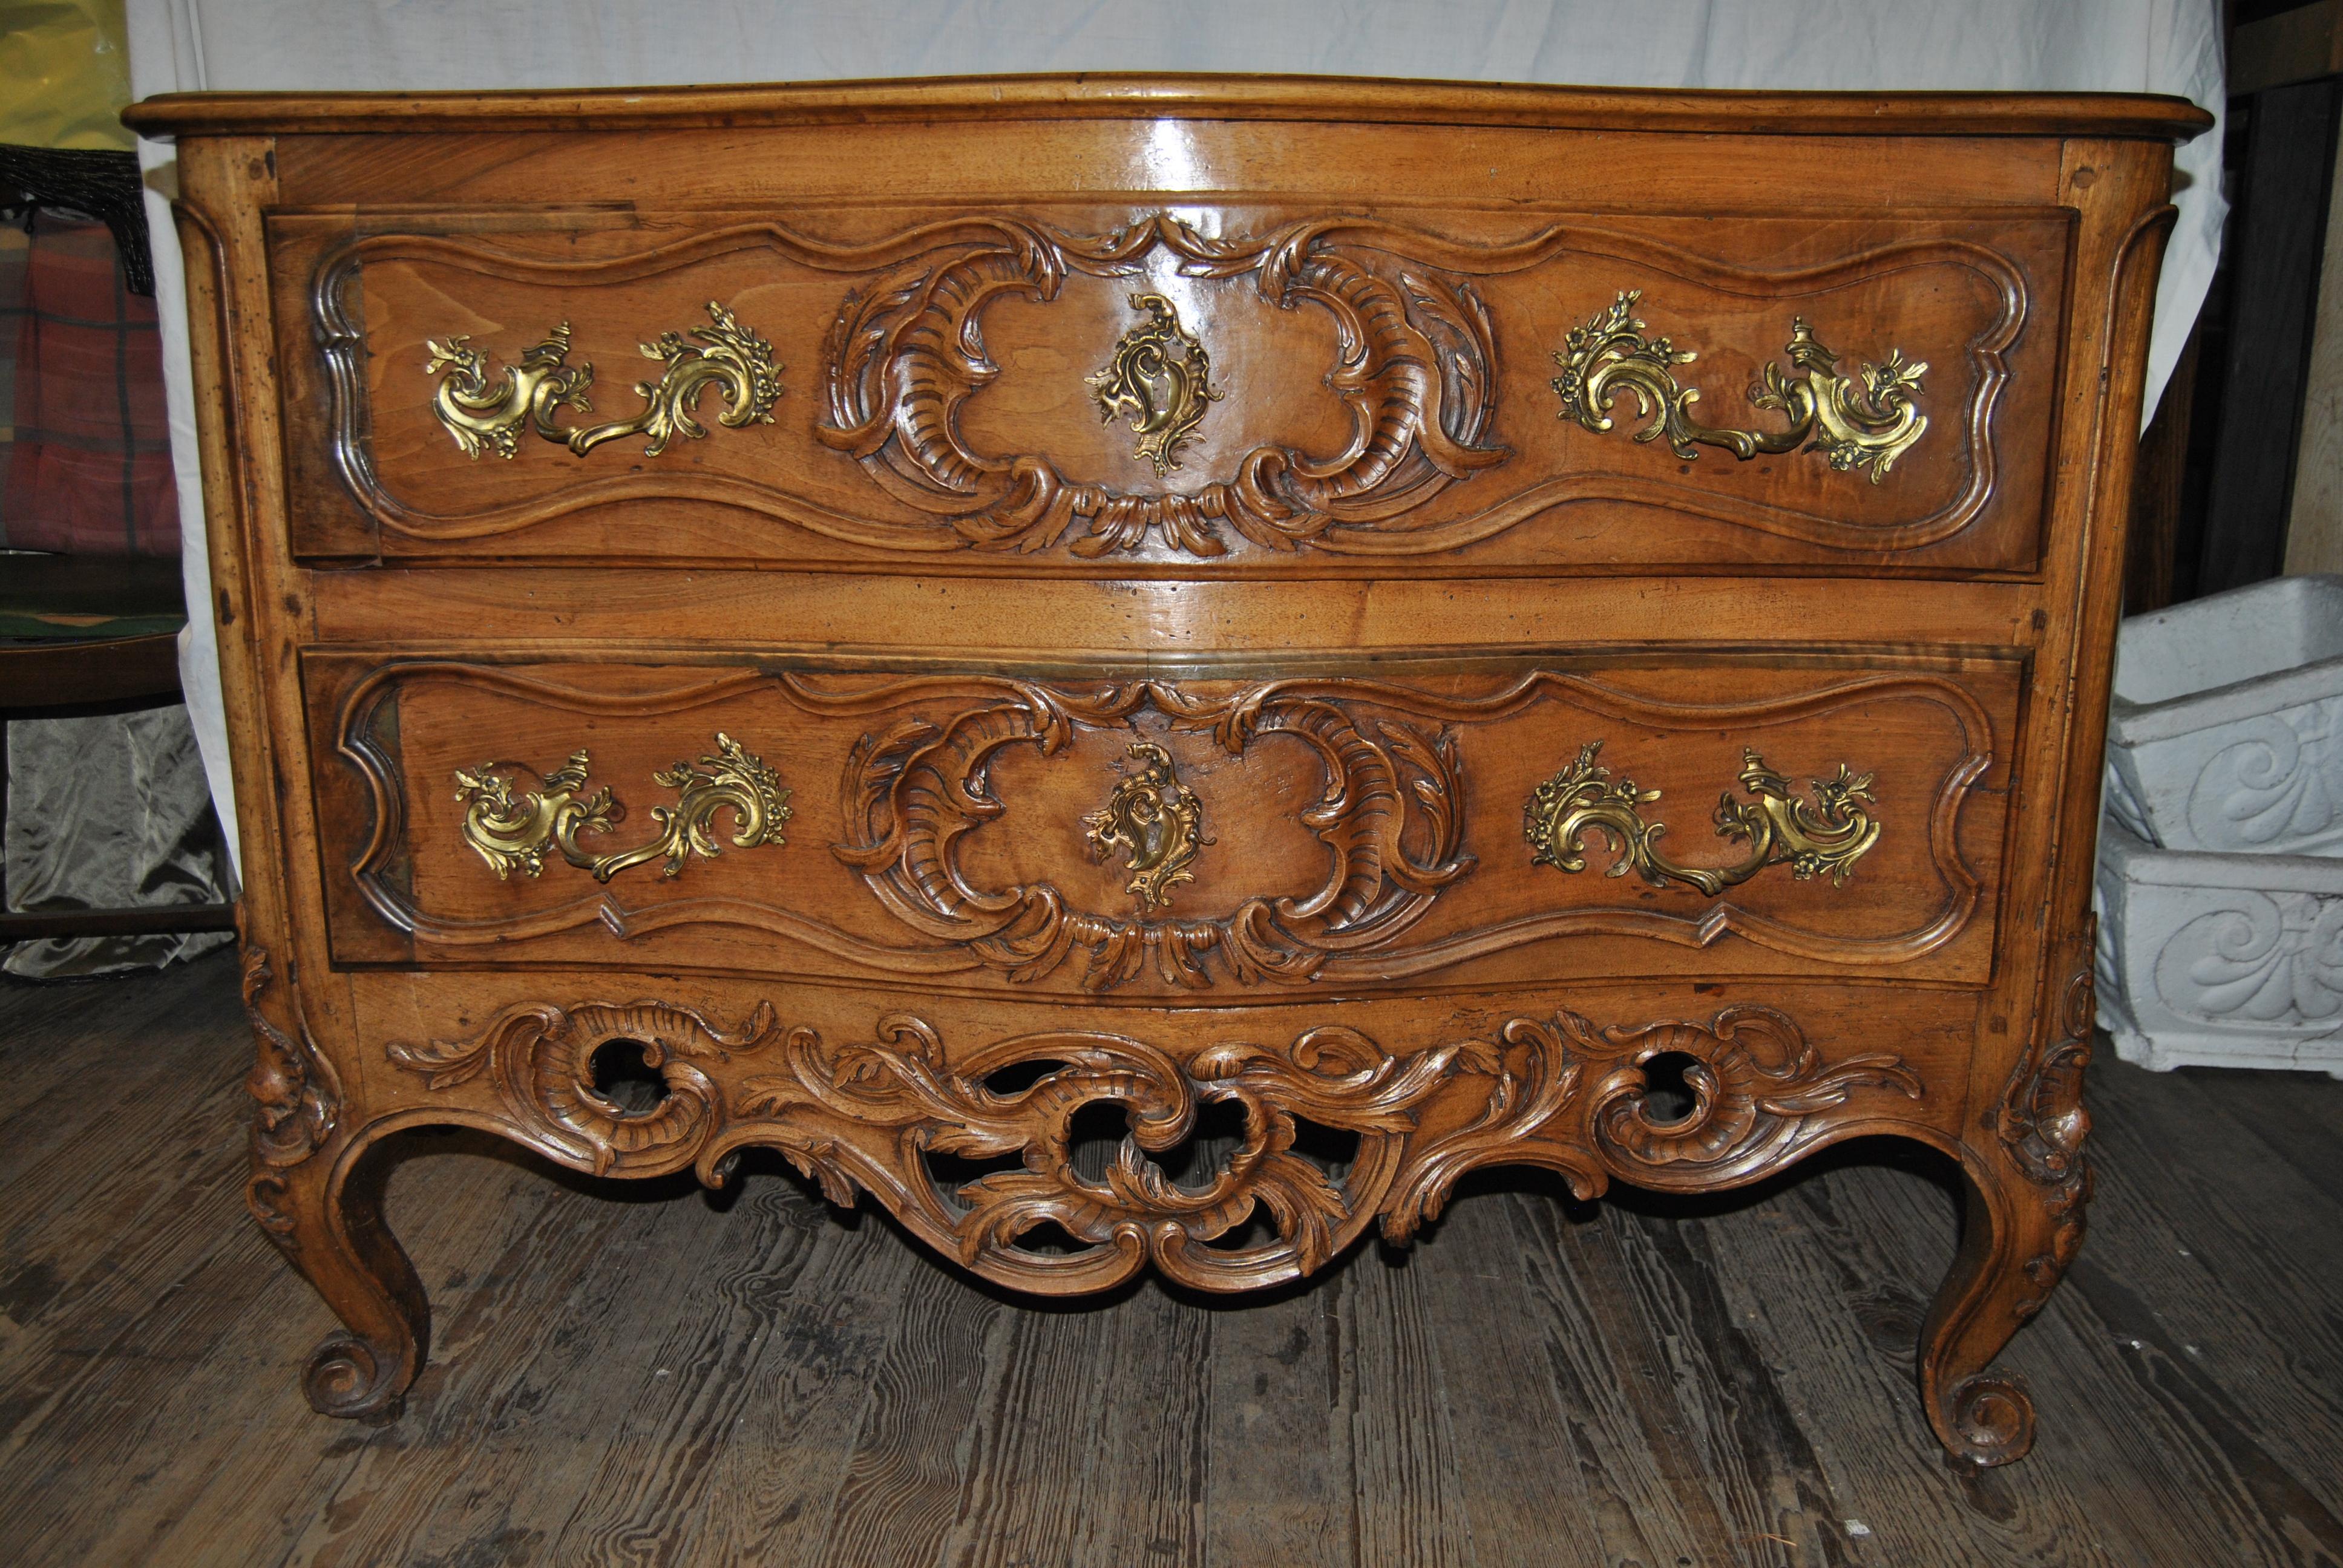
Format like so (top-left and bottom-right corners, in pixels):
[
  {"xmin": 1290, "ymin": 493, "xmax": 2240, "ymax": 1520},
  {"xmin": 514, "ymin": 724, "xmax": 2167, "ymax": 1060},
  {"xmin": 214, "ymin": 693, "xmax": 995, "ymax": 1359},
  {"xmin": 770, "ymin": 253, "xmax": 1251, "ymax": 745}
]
[
  {"xmin": 454, "ymin": 731, "xmax": 791, "ymax": 884},
  {"xmin": 240, "ymin": 944, "xmax": 343, "ymax": 1240},
  {"xmin": 824, "ymin": 678, "xmax": 1472, "ymax": 990},
  {"xmin": 1553, "ymin": 289, "xmax": 1928, "ymax": 481},
  {"xmin": 820, "ymin": 212, "xmax": 1507, "ymax": 556},
  {"xmin": 1525, "ymin": 739, "xmax": 1882, "ymax": 894},
  {"xmin": 387, "ymin": 993, "xmax": 1921, "ymax": 1296},
  {"xmin": 333, "ymin": 661, "xmax": 1995, "ymax": 975},
  {"xmin": 1997, "ymin": 953, "xmax": 2096, "ymax": 1304},
  {"xmin": 318, "ymin": 218, "xmax": 2028, "ymax": 555},
  {"xmin": 423, "ymin": 300, "xmax": 781, "ymax": 460},
  {"xmin": 387, "ymin": 999, "xmax": 786, "ymax": 1178}
]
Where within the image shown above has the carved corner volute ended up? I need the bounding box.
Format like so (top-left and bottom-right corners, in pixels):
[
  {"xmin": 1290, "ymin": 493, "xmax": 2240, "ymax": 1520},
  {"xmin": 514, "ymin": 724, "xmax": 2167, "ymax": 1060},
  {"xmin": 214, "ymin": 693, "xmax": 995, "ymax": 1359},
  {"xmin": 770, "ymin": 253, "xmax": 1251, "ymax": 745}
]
[
  {"xmin": 1993, "ymin": 929, "xmax": 2097, "ymax": 1307},
  {"xmin": 240, "ymin": 942, "xmax": 345, "ymax": 1235}
]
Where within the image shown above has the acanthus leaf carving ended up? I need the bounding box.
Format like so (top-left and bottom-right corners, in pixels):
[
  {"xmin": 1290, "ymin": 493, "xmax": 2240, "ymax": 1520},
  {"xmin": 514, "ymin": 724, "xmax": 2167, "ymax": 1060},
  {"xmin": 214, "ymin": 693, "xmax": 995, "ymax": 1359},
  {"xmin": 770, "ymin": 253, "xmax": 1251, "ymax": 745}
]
[
  {"xmin": 240, "ymin": 944, "xmax": 344, "ymax": 1240},
  {"xmin": 823, "ymin": 677, "xmax": 1473, "ymax": 991},
  {"xmin": 387, "ymin": 988, "xmax": 1923, "ymax": 1298},
  {"xmin": 317, "ymin": 217, "xmax": 2028, "ymax": 558},
  {"xmin": 1996, "ymin": 953, "xmax": 2096, "ymax": 1308},
  {"xmin": 816, "ymin": 212, "xmax": 1507, "ymax": 557},
  {"xmin": 242, "ymin": 944, "xmax": 340, "ymax": 1171},
  {"xmin": 735, "ymin": 1015, "xmax": 1504, "ymax": 1292},
  {"xmin": 1564, "ymin": 1004, "xmax": 1922, "ymax": 1187},
  {"xmin": 387, "ymin": 999, "xmax": 786, "ymax": 1177}
]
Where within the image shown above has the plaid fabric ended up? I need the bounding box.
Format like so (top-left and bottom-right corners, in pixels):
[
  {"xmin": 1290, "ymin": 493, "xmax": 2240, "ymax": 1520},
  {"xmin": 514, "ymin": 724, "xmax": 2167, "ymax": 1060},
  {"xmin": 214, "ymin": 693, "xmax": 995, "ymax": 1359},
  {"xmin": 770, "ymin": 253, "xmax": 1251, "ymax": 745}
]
[{"xmin": 0, "ymin": 212, "xmax": 179, "ymax": 555}]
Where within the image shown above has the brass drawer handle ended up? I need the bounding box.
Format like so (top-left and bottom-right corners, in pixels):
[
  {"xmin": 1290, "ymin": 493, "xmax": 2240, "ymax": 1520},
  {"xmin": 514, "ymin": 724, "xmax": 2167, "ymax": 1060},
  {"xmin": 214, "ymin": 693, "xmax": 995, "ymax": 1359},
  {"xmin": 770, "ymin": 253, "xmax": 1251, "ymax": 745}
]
[
  {"xmin": 454, "ymin": 731, "xmax": 791, "ymax": 884},
  {"xmin": 424, "ymin": 300, "xmax": 781, "ymax": 460},
  {"xmin": 1525, "ymin": 740, "xmax": 1879, "ymax": 894},
  {"xmin": 1553, "ymin": 289, "xmax": 1926, "ymax": 482}
]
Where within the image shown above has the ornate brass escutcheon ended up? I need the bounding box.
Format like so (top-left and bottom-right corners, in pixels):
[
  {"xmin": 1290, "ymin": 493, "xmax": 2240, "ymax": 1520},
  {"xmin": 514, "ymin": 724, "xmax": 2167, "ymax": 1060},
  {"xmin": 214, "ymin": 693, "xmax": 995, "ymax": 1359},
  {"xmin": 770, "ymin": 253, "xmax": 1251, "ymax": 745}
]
[
  {"xmin": 1525, "ymin": 740, "xmax": 1880, "ymax": 895},
  {"xmin": 1083, "ymin": 740, "xmax": 1211, "ymax": 910},
  {"xmin": 424, "ymin": 300, "xmax": 781, "ymax": 460},
  {"xmin": 1087, "ymin": 291, "xmax": 1224, "ymax": 476},
  {"xmin": 454, "ymin": 731, "xmax": 791, "ymax": 884},
  {"xmin": 1552, "ymin": 289, "xmax": 1927, "ymax": 482}
]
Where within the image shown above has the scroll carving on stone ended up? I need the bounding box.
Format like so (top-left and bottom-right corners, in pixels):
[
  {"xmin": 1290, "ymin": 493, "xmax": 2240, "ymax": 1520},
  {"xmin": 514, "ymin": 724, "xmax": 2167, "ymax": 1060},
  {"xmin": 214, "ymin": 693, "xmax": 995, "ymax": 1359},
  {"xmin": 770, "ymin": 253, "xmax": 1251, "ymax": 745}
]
[{"xmin": 387, "ymin": 993, "xmax": 1921, "ymax": 1296}]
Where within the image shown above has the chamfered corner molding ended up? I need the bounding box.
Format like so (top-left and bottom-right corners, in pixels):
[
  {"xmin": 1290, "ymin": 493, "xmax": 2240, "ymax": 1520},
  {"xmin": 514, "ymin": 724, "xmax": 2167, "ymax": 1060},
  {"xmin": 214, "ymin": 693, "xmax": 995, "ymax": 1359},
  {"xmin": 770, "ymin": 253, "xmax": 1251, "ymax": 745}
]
[
  {"xmin": 454, "ymin": 731, "xmax": 791, "ymax": 884},
  {"xmin": 1525, "ymin": 739, "xmax": 1882, "ymax": 895},
  {"xmin": 1553, "ymin": 289, "xmax": 1928, "ymax": 483},
  {"xmin": 424, "ymin": 299, "xmax": 781, "ymax": 460}
]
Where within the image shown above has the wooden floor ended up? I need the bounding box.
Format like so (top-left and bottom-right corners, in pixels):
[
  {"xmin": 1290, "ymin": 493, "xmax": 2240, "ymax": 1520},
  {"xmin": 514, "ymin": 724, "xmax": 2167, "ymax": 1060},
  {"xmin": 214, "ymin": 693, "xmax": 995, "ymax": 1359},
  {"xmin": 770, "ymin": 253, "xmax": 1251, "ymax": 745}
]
[{"xmin": 2, "ymin": 952, "xmax": 2341, "ymax": 1567}]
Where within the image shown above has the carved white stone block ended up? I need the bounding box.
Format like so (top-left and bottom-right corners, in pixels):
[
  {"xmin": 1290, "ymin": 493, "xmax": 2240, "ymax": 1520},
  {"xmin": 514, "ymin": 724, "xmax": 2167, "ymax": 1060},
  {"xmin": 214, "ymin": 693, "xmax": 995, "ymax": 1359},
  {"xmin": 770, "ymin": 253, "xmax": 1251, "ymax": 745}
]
[
  {"xmin": 2096, "ymin": 818, "xmax": 2343, "ymax": 1076},
  {"xmin": 2103, "ymin": 573, "xmax": 2343, "ymax": 855}
]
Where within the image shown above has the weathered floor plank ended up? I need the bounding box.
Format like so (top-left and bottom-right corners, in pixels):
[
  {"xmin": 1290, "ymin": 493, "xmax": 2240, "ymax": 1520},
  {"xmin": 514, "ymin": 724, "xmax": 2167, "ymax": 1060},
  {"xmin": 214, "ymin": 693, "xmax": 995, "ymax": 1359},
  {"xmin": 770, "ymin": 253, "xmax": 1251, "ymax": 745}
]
[{"xmin": 2, "ymin": 955, "xmax": 2341, "ymax": 1568}]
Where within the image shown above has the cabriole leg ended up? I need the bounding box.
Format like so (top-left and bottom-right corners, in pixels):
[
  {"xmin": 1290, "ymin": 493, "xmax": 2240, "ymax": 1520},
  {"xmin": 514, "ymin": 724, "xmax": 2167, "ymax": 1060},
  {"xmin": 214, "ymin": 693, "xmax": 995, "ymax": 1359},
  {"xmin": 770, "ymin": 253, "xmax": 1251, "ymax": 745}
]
[
  {"xmin": 239, "ymin": 944, "xmax": 427, "ymax": 1421},
  {"xmin": 1918, "ymin": 1004, "xmax": 2092, "ymax": 1466},
  {"xmin": 246, "ymin": 1133, "xmax": 430, "ymax": 1422}
]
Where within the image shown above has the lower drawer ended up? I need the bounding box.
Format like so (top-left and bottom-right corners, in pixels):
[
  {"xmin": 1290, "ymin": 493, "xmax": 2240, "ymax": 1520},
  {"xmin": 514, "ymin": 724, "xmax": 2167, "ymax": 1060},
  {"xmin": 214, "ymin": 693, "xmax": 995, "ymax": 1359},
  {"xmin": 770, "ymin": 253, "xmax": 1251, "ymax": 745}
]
[{"xmin": 304, "ymin": 648, "xmax": 2020, "ymax": 992}]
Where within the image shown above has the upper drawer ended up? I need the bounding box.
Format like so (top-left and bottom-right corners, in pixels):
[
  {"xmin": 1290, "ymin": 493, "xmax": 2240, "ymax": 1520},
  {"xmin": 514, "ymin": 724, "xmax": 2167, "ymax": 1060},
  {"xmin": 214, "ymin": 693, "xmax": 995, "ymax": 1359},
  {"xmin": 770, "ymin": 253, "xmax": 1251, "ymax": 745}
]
[
  {"xmin": 304, "ymin": 647, "xmax": 2018, "ymax": 996},
  {"xmin": 270, "ymin": 203, "xmax": 2070, "ymax": 575}
]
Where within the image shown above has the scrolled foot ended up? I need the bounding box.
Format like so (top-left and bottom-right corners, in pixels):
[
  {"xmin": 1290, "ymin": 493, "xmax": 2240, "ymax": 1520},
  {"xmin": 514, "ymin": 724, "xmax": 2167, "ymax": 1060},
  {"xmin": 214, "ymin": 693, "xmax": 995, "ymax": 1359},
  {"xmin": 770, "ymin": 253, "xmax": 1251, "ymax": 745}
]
[
  {"xmin": 248, "ymin": 1131, "xmax": 430, "ymax": 1423},
  {"xmin": 303, "ymin": 1330, "xmax": 410, "ymax": 1425},
  {"xmin": 1940, "ymin": 1373, "xmax": 2036, "ymax": 1467}
]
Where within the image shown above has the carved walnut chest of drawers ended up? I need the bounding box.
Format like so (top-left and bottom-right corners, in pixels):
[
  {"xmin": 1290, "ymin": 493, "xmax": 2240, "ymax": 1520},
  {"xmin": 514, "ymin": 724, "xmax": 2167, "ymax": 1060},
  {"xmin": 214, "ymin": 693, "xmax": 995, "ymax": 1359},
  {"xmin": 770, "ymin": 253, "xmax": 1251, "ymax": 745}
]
[{"xmin": 127, "ymin": 76, "xmax": 2207, "ymax": 1466}]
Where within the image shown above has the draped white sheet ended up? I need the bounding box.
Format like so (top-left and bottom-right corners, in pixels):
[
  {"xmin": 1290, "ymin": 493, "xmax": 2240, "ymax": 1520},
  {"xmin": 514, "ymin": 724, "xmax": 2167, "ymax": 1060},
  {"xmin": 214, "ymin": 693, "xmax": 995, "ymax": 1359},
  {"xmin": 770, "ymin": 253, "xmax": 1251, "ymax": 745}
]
[{"xmin": 122, "ymin": 0, "xmax": 2229, "ymax": 869}]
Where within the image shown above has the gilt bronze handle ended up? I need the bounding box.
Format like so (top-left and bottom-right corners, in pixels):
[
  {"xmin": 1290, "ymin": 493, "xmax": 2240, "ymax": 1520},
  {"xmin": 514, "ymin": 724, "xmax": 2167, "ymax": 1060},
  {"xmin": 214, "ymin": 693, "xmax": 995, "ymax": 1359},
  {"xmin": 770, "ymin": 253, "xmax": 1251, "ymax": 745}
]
[
  {"xmin": 1553, "ymin": 290, "xmax": 1926, "ymax": 482},
  {"xmin": 424, "ymin": 300, "xmax": 781, "ymax": 460},
  {"xmin": 1525, "ymin": 740, "xmax": 1879, "ymax": 895},
  {"xmin": 454, "ymin": 731, "xmax": 790, "ymax": 884}
]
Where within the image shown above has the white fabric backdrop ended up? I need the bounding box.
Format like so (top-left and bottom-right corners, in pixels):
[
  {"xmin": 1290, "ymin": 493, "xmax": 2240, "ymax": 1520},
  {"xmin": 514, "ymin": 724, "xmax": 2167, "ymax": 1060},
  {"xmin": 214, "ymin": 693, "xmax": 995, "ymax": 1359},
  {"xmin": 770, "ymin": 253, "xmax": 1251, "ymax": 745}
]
[{"xmin": 122, "ymin": 0, "xmax": 2229, "ymax": 871}]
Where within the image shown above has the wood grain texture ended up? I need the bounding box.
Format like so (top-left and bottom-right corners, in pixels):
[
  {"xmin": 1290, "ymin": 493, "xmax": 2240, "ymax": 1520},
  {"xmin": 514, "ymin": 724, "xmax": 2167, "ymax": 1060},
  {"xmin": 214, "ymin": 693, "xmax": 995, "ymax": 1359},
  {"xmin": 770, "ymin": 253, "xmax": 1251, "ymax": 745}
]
[
  {"xmin": 120, "ymin": 73, "xmax": 2214, "ymax": 139},
  {"xmin": 145, "ymin": 78, "xmax": 2197, "ymax": 1466},
  {"xmin": 4, "ymin": 956, "xmax": 2340, "ymax": 1567}
]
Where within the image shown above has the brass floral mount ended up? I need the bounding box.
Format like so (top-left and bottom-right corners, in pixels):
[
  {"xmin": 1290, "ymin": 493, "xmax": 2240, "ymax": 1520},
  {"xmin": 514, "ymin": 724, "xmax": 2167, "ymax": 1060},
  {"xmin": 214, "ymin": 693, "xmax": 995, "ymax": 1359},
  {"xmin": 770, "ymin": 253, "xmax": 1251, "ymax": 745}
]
[
  {"xmin": 1553, "ymin": 289, "xmax": 1927, "ymax": 482},
  {"xmin": 454, "ymin": 731, "xmax": 791, "ymax": 884},
  {"xmin": 1083, "ymin": 740, "xmax": 1211, "ymax": 910},
  {"xmin": 424, "ymin": 299, "xmax": 781, "ymax": 460},
  {"xmin": 1525, "ymin": 740, "xmax": 1881, "ymax": 895},
  {"xmin": 1086, "ymin": 290, "xmax": 1224, "ymax": 476}
]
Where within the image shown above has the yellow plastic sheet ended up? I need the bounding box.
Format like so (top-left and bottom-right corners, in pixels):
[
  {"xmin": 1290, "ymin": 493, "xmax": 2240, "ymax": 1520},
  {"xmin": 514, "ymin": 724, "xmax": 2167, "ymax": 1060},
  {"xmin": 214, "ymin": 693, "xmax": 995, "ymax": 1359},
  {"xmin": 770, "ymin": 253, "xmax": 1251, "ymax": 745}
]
[{"xmin": 0, "ymin": 0, "xmax": 134, "ymax": 150}]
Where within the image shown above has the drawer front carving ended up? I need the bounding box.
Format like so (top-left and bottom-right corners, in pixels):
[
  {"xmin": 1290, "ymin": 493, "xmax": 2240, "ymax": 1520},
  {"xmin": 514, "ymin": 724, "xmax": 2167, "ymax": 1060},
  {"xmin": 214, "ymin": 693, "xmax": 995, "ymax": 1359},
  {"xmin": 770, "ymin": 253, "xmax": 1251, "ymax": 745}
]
[
  {"xmin": 274, "ymin": 206, "xmax": 2066, "ymax": 572},
  {"xmin": 309, "ymin": 653, "xmax": 2017, "ymax": 990}
]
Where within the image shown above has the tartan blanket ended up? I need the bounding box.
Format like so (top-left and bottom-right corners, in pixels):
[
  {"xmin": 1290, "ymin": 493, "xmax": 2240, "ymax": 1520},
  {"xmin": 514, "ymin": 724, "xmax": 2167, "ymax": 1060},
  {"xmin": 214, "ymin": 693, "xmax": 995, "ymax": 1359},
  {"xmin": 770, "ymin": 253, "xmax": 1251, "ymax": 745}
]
[{"xmin": 0, "ymin": 211, "xmax": 180, "ymax": 556}]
